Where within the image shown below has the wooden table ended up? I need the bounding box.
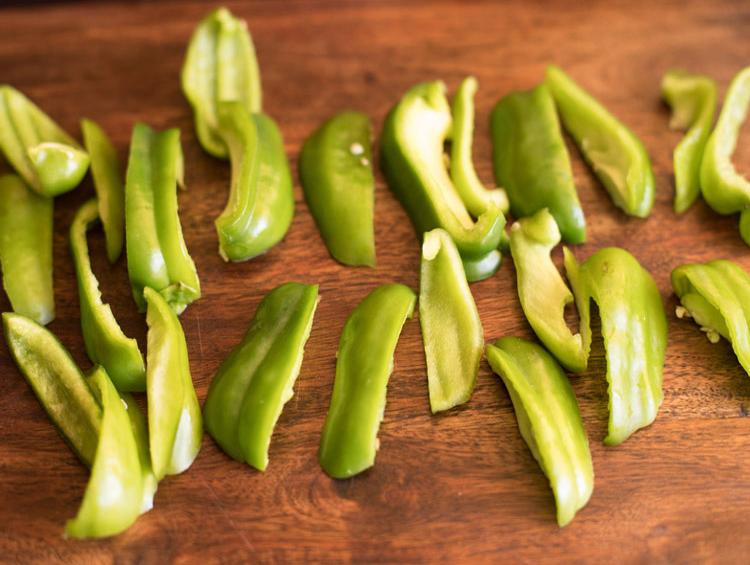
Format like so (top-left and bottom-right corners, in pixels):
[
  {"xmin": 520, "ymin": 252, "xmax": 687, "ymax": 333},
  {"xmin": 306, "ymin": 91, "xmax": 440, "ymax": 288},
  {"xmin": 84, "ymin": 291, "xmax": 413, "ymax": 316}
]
[{"xmin": 2, "ymin": 0, "xmax": 749, "ymax": 562}]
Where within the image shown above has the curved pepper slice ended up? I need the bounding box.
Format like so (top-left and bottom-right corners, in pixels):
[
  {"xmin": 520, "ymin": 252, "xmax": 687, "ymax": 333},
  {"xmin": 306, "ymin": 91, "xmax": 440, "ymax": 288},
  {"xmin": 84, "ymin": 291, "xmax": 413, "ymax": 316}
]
[
  {"xmin": 204, "ymin": 283, "xmax": 319, "ymax": 470},
  {"xmin": 215, "ymin": 102, "xmax": 294, "ymax": 262},
  {"xmin": 509, "ymin": 209, "xmax": 587, "ymax": 372},
  {"xmin": 121, "ymin": 393, "xmax": 158, "ymax": 513},
  {"xmin": 125, "ymin": 123, "xmax": 200, "ymax": 314},
  {"xmin": 70, "ymin": 199, "xmax": 145, "ymax": 392},
  {"xmin": 299, "ymin": 111, "xmax": 376, "ymax": 267},
  {"xmin": 381, "ymin": 80, "xmax": 506, "ymax": 282},
  {"xmin": 0, "ymin": 174, "xmax": 54, "ymax": 325},
  {"xmin": 486, "ymin": 336, "xmax": 593, "ymax": 527},
  {"xmin": 564, "ymin": 247, "xmax": 667, "ymax": 445},
  {"xmin": 545, "ymin": 66, "xmax": 655, "ymax": 218},
  {"xmin": 319, "ymin": 284, "xmax": 416, "ymax": 478},
  {"xmin": 491, "ymin": 83, "xmax": 586, "ymax": 244},
  {"xmin": 144, "ymin": 287, "xmax": 202, "ymax": 481},
  {"xmin": 420, "ymin": 228, "xmax": 483, "ymax": 412},
  {"xmin": 0, "ymin": 86, "xmax": 89, "ymax": 197},
  {"xmin": 181, "ymin": 7, "xmax": 262, "ymax": 158}
]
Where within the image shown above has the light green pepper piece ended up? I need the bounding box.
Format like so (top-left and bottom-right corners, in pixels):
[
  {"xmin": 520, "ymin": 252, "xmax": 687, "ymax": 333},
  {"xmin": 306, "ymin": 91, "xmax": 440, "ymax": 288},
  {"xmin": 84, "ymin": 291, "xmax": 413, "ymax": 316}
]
[{"xmin": 121, "ymin": 393, "xmax": 158, "ymax": 513}]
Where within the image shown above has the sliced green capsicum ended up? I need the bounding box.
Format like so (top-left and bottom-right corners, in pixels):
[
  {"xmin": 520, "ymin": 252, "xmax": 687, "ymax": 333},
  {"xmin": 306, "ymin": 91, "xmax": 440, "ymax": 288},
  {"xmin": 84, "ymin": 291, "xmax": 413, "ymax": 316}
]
[{"xmin": 122, "ymin": 392, "xmax": 158, "ymax": 513}]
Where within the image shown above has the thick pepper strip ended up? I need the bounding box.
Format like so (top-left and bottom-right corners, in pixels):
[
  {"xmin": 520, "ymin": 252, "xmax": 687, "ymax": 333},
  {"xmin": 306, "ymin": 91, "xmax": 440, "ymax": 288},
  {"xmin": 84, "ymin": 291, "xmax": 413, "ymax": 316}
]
[
  {"xmin": 144, "ymin": 287, "xmax": 202, "ymax": 481},
  {"xmin": 419, "ymin": 229, "xmax": 483, "ymax": 412},
  {"xmin": 509, "ymin": 209, "xmax": 587, "ymax": 372},
  {"xmin": 70, "ymin": 199, "xmax": 145, "ymax": 392},
  {"xmin": 491, "ymin": 83, "xmax": 586, "ymax": 243},
  {"xmin": 319, "ymin": 284, "xmax": 416, "ymax": 478},
  {"xmin": 299, "ymin": 111, "xmax": 376, "ymax": 267},
  {"xmin": 204, "ymin": 283, "xmax": 319, "ymax": 470},
  {"xmin": 0, "ymin": 85, "xmax": 89, "ymax": 197},
  {"xmin": 486, "ymin": 337, "xmax": 593, "ymax": 527},
  {"xmin": 125, "ymin": 123, "xmax": 200, "ymax": 314},
  {"xmin": 564, "ymin": 247, "xmax": 667, "ymax": 445},
  {"xmin": 545, "ymin": 66, "xmax": 655, "ymax": 218},
  {"xmin": 0, "ymin": 174, "xmax": 54, "ymax": 325}
]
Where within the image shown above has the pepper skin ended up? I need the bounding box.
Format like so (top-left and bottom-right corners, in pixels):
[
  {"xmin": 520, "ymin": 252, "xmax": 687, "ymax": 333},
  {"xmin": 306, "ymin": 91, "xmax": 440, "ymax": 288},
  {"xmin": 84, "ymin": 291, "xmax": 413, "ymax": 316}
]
[
  {"xmin": 564, "ymin": 247, "xmax": 667, "ymax": 445},
  {"xmin": 0, "ymin": 86, "xmax": 89, "ymax": 197},
  {"xmin": 0, "ymin": 174, "xmax": 54, "ymax": 325},
  {"xmin": 204, "ymin": 283, "xmax": 319, "ymax": 470},
  {"xmin": 125, "ymin": 123, "xmax": 200, "ymax": 314},
  {"xmin": 486, "ymin": 337, "xmax": 593, "ymax": 527},
  {"xmin": 319, "ymin": 284, "xmax": 416, "ymax": 478},
  {"xmin": 509, "ymin": 209, "xmax": 587, "ymax": 372},
  {"xmin": 70, "ymin": 199, "xmax": 145, "ymax": 392},
  {"xmin": 546, "ymin": 66, "xmax": 655, "ymax": 218},
  {"xmin": 491, "ymin": 83, "xmax": 586, "ymax": 244},
  {"xmin": 299, "ymin": 111, "xmax": 376, "ymax": 267},
  {"xmin": 144, "ymin": 287, "xmax": 202, "ymax": 481},
  {"xmin": 122, "ymin": 393, "xmax": 158, "ymax": 513},
  {"xmin": 419, "ymin": 229, "xmax": 483, "ymax": 412}
]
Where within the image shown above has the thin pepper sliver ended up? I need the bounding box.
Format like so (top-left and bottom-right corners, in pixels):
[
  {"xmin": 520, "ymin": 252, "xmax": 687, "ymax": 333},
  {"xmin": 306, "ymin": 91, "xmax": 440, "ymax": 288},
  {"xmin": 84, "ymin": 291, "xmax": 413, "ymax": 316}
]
[{"xmin": 121, "ymin": 392, "xmax": 158, "ymax": 514}]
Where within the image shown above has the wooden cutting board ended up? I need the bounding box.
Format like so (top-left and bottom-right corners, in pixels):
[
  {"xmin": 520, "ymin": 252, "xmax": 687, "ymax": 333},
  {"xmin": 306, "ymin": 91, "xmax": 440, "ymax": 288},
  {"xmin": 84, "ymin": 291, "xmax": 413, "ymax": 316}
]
[{"xmin": 2, "ymin": 0, "xmax": 749, "ymax": 561}]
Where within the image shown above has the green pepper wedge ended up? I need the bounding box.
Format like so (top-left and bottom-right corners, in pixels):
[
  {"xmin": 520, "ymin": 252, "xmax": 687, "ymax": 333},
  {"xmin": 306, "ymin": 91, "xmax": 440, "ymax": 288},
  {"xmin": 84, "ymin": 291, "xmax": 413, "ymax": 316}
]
[
  {"xmin": 204, "ymin": 283, "xmax": 319, "ymax": 470},
  {"xmin": 0, "ymin": 85, "xmax": 89, "ymax": 197},
  {"xmin": 661, "ymin": 70, "xmax": 717, "ymax": 214},
  {"xmin": 491, "ymin": 83, "xmax": 586, "ymax": 244},
  {"xmin": 545, "ymin": 65, "xmax": 655, "ymax": 218},
  {"xmin": 486, "ymin": 337, "xmax": 593, "ymax": 527},
  {"xmin": 419, "ymin": 228, "xmax": 483, "ymax": 412},
  {"xmin": 122, "ymin": 393, "xmax": 158, "ymax": 513},
  {"xmin": 564, "ymin": 247, "xmax": 667, "ymax": 445},
  {"xmin": 319, "ymin": 284, "xmax": 416, "ymax": 478},
  {"xmin": 0, "ymin": 174, "xmax": 54, "ymax": 325},
  {"xmin": 70, "ymin": 199, "xmax": 145, "ymax": 392},
  {"xmin": 125, "ymin": 123, "xmax": 200, "ymax": 314},
  {"xmin": 299, "ymin": 111, "xmax": 376, "ymax": 267}
]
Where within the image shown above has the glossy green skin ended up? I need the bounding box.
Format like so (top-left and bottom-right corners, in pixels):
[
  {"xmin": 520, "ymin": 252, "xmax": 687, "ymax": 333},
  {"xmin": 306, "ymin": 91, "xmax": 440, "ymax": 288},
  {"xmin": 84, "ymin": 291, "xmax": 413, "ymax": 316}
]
[
  {"xmin": 0, "ymin": 85, "xmax": 89, "ymax": 197},
  {"xmin": 546, "ymin": 66, "xmax": 655, "ymax": 218},
  {"xmin": 70, "ymin": 199, "xmax": 145, "ymax": 392},
  {"xmin": 300, "ymin": 111, "xmax": 376, "ymax": 267},
  {"xmin": 486, "ymin": 337, "xmax": 593, "ymax": 527},
  {"xmin": 0, "ymin": 174, "xmax": 54, "ymax": 325},
  {"xmin": 419, "ymin": 229, "xmax": 482, "ymax": 413},
  {"xmin": 204, "ymin": 283, "xmax": 319, "ymax": 470},
  {"xmin": 380, "ymin": 80, "xmax": 506, "ymax": 282},
  {"xmin": 509, "ymin": 209, "xmax": 586, "ymax": 372},
  {"xmin": 144, "ymin": 287, "xmax": 202, "ymax": 481},
  {"xmin": 81, "ymin": 119, "xmax": 125, "ymax": 263},
  {"xmin": 181, "ymin": 7, "xmax": 262, "ymax": 159},
  {"xmin": 125, "ymin": 123, "xmax": 200, "ymax": 314},
  {"xmin": 2, "ymin": 312, "xmax": 102, "ymax": 466},
  {"xmin": 564, "ymin": 247, "xmax": 667, "ymax": 446},
  {"xmin": 491, "ymin": 83, "xmax": 586, "ymax": 244},
  {"xmin": 319, "ymin": 284, "xmax": 416, "ymax": 479}
]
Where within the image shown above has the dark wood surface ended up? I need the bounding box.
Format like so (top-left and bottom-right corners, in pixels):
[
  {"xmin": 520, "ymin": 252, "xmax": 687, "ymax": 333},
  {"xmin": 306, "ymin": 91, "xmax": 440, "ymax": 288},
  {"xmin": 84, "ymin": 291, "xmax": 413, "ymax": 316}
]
[{"xmin": 2, "ymin": 0, "xmax": 750, "ymax": 562}]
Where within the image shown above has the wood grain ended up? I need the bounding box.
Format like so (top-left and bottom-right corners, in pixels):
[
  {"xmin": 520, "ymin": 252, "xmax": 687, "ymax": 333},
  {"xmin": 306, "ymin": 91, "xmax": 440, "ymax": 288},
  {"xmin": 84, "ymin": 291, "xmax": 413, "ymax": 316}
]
[{"xmin": 1, "ymin": 0, "xmax": 750, "ymax": 562}]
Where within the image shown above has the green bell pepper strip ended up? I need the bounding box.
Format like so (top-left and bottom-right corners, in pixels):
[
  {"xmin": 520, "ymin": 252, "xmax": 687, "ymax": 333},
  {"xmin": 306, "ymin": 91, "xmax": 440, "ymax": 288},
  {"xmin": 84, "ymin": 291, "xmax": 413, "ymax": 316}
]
[
  {"xmin": 181, "ymin": 7, "xmax": 262, "ymax": 159},
  {"xmin": 490, "ymin": 83, "xmax": 586, "ymax": 244},
  {"xmin": 545, "ymin": 65, "xmax": 655, "ymax": 218},
  {"xmin": 299, "ymin": 111, "xmax": 376, "ymax": 267},
  {"xmin": 0, "ymin": 174, "xmax": 54, "ymax": 325},
  {"xmin": 121, "ymin": 393, "xmax": 158, "ymax": 513},
  {"xmin": 564, "ymin": 247, "xmax": 667, "ymax": 446},
  {"xmin": 215, "ymin": 102, "xmax": 294, "ymax": 262},
  {"xmin": 741, "ymin": 210, "xmax": 750, "ymax": 246},
  {"xmin": 144, "ymin": 287, "xmax": 202, "ymax": 481},
  {"xmin": 486, "ymin": 337, "xmax": 593, "ymax": 527},
  {"xmin": 319, "ymin": 284, "xmax": 416, "ymax": 478},
  {"xmin": 125, "ymin": 123, "xmax": 200, "ymax": 314},
  {"xmin": 381, "ymin": 80, "xmax": 506, "ymax": 282},
  {"xmin": 81, "ymin": 118, "xmax": 125, "ymax": 263},
  {"xmin": 661, "ymin": 70, "xmax": 717, "ymax": 214},
  {"xmin": 204, "ymin": 283, "xmax": 319, "ymax": 470},
  {"xmin": 2, "ymin": 312, "xmax": 102, "ymax": 466},
  {"xmin": 508, "ymin": 209, "xmax": 587, "ymax": 372},
  {"xmin": 0, "ymin": 85, "xmax": 89, "ymax": 197},
  {"xmin": 419, "ymin": 229, "xmax": 482, "ymax": 412},
  {"xmin": 70, "ymin": 199, "xmax": 145, "ymax": 392}
]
